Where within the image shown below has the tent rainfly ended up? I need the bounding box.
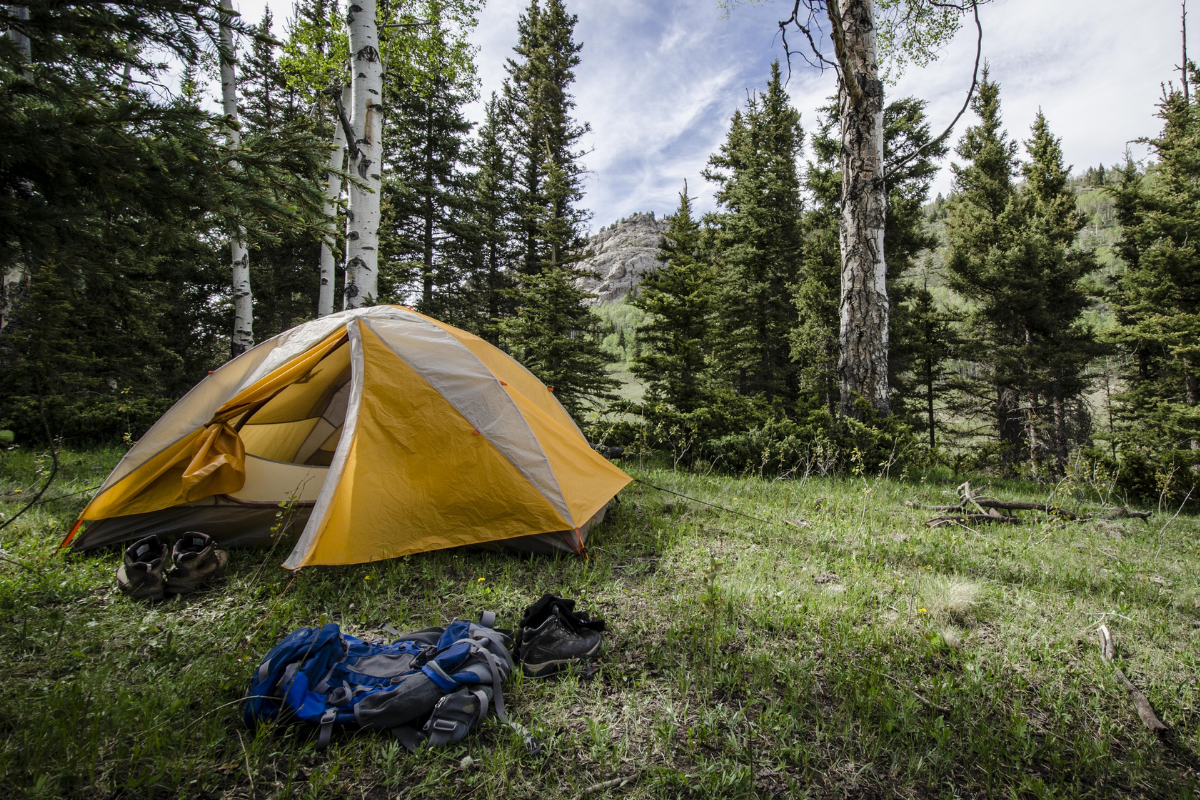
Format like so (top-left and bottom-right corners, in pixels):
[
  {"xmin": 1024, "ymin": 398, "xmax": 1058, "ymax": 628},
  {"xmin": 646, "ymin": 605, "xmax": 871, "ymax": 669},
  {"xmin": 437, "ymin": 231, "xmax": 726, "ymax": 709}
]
[{"xmin": 63, "ymin": 307, "xmax": 631, "ymax": 567}]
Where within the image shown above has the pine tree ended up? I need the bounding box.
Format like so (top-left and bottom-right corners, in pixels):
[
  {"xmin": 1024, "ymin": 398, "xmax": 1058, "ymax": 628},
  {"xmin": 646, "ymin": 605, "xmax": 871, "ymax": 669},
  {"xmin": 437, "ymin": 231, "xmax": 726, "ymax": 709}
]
[
  {"xmin": 793, "ymin": 106, "xmax": 841, "ymax": 418},
  {"xmin": 1019, "ymin": 110, "xmax": 1101, "ymax": 471},
  {"xmin": 1109, "ymin": 78, "xmax": 1200, "ymax": 473},
  {"xmin": 502, "ymin": 0, "xmax": 589, "ymax": 275},
  {"xmin": 945, "ymin": 69, "xmax": 1099, "ymax": 473},
  {"xmin": 456, "ymin": 94, "xmax": 518, "ymax": 341},
  {"xmin": 497, "ymin": 0, "xmax": 614, "ymax": 417},
  {"xmin": 241, "ymin": 9, "xmax": 327, "ymax": 339},
  {"xmin": 904, "ymin": 277, "xmax": 957, "ymax": 450},
  {"xmin": 0, "ymin": 1, "xmax": 328, "ymax": 442},
  {"xmin": 881, "ymin": 97, "xmax": 947, "ymax": 416},
  {"xmin": 704, "ymin": 60, "xmax": 804, "ymax": 403},
  {"xmin": 502, "ymin": 152, "xmax": 618, "ymax": 417},
  {"xmin": 631, "ymin": 183, "xmax": 715, "ymax": 413},
  {"xmin": 943, "ymin": 67, "xmax": 1026, "ymax": 467},
  {"xmin": 379, "ymin": 0, "xmax": 477, "ymax": 318}
]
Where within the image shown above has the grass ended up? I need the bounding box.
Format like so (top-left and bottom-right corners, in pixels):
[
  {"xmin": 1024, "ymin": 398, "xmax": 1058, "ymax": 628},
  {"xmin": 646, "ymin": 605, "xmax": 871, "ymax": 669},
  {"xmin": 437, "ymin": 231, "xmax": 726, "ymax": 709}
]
[{"xmin": 2, "ymin": 447, "xmax": 1199, "ymax": 798}]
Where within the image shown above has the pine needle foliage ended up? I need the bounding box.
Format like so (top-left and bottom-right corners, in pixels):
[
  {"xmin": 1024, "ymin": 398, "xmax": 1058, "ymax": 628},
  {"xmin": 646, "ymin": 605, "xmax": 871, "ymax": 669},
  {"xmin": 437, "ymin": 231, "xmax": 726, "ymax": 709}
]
[
  {"xmin": 1108, "ymin": 75, "xmax": 1200, "ymax": 489},
  {"xmin": 631, "ymin": 184, "xmax": 716, "ymax": 413}
]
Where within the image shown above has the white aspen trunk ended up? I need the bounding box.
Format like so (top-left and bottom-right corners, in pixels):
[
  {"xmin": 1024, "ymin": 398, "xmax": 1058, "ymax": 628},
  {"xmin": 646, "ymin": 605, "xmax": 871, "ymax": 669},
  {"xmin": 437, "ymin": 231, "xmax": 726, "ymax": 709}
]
[
  {"xmin": 831, "ymin": 0, "xmax": 890, "ymax": 417},
  {"xmin": 319, "ymin": 86, "xmax": 350, "ymax": 317},
  {"xmin": 344, "ymin": 0, "xmax": 383, "ymax": 309},
  {"xmin": 6, "ymin": 6, "xmax": 30, "ymax": 61},
  {"xmin": 220, "ymin": 0, "xmax": 253, "ymax": 356}
]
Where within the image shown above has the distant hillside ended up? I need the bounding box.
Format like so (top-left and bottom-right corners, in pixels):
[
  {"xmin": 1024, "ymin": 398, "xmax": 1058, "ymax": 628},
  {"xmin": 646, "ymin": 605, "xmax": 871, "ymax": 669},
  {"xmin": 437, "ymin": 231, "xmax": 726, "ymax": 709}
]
[{"xmin": 574, "ymin": 212, "xmax": 669, "ymax": 304}]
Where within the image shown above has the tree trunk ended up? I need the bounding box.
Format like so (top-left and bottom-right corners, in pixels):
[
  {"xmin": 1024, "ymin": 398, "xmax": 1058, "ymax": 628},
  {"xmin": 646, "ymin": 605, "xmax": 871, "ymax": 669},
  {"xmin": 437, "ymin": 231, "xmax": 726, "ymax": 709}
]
[
  {"xmin": 344, "ymin": 0, "xmax": 383, "ymax": 309},
  {"xmin": 997, "ymin": 385, "xmax": 1024, "ymax": 472},
  {"xmin": 422, "ymin": 113, "xmax": 435, "ymax": 306},
  {"xmin": 926, "ymin": 361, "xmax": 935, "ymax": 450},
  {"xmin": 319, "ymin": 86, "xmax": 350, "ymax": 317},
  {"xmin": 6, "ymin": 5, "xmax": 29, "ymax": 61},
  {"xmin": 220, "ymin": 0, "xmax": 252, "ymax": 356},
  {"xmin": 1052, "ymin": 389, "xmax": 1067, "ymax": 475},
  {"xmin": 1184, "ymin": 357, "xmax": 1199, "ymax": 452},
  {"xmin": 1, "ymin": 7, "xmax": 30, "ymax": 332},
  {"xmin": 830, "ymin": 0, "xmax": 889, "ymax": 418}
]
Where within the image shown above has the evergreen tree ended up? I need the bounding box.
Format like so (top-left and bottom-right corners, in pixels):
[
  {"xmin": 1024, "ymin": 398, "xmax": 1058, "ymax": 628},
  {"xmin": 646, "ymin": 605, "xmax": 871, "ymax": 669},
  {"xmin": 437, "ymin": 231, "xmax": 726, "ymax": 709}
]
[
  {"xmin": 904, "ymin": 276, "xmax": 957, "ymax": 450},
  {"xmin": 0, "ymin": 1, "xmax": 327, "ymax": 442},
  {"xmin": 457, "ymin": 94, "xmax": 518, "ymax": 342},
  {"xmin": 943, "ymin": 67, "xmax": 1026, "ymax": 466},
  {"xmin": 1109, "ymin": 78, "xmax": 1200, "ymax": 474},
  {"xmin": 793, "ymin": 107, "xmax": 841, "ymax": 418},
  {"xmin": 241, "ymin": 9, "xmax": 327, "ymax": 339},
  {"xmin": 945, "ymin": 69, "xmax": 1099, "ymax": 473},
  {"xmin": 704, "ymin": 61, "xmax": 804, "ymax": 403},
  {"xmin": 1019, "ymin": 110, "xmax": 1101, "ymax": 470},
  {"xmin": 631, "ymin": 183, "xmax": 715, "ymax": 412},
  {"xmin": 502, "ymin": 0, "xmax": 589, "ymax": 275},
  {"xmin": 882, "ymin": 97, "xmax": 947, "ymax": 415},
  {"xmin": 379, "ymin": 0, "xmax": 477, "ymax": 319},
  {"xmin": 498, "ymin": 0, "xmax": 614, "ymax": 417}
]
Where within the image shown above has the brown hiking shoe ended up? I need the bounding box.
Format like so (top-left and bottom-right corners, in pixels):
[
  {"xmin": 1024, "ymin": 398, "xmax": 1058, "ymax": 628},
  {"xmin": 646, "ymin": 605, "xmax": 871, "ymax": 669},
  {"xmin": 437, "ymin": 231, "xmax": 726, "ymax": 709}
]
[
  {"xmin": 165, "ymin": 532, "xmax": 228, "ymax": 596},
  {"xmin": 116, "ymin": 535, "xmax": 168, "ymax": 601}
]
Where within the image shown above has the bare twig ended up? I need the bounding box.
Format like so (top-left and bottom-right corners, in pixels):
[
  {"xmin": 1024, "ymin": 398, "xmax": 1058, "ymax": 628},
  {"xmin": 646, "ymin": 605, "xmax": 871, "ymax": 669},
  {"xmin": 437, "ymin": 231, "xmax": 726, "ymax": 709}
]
[
  {"xmin": 0, "ymin": 551, "xmax": 43, "ymax": 575},
  {"xmin": 886, "ymin": 0, "xmax": 984, "ymax": 178},
  {"xmin": 1155, "ymin": 487, "xmax": 1193, "ymax": 557},
  {"xmin": 1097, "ymin": 624, "xmax": 1169, "ymax": 733},
  {"xmin": 927, "ymin": 514, "xmax": 1019, "ymax": 528},
  {"xmin": 0, "ymin": 404, "xmax": 60, "ymax": 537},
  {"xmin": 579, "ymin": 772, "xmax": 641, "ymax": 797}
]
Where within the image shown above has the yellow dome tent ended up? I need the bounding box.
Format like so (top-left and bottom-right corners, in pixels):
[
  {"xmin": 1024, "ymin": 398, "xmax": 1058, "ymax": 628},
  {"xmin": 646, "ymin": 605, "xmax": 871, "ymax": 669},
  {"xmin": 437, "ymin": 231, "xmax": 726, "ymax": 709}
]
[{"xmin": 63, "ymin": 307, "xmax": 631, "ymax": 567}]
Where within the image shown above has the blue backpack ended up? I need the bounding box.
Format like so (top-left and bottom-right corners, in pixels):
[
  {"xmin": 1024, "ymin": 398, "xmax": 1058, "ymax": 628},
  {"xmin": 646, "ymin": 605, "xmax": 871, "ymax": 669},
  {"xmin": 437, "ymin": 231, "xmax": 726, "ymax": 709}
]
[{"xmin": 244, "ymin": 613, "xmax": 536, "ymax": 752}]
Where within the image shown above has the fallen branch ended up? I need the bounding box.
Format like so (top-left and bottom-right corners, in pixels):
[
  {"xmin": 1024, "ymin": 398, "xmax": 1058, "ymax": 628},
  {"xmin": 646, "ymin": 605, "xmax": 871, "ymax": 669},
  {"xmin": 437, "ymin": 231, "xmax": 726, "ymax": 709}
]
[
  {"xmin": 920, "ymin": 481, "xmax": 1151, "ymax": 527},
  {"xmin": 927, "ymin": 514, "xmax": 1020, "ymax": 528},
  {"xmin": 579, "ymin": 772, "xmax": 641, "ymax": 797},
  {"xmin": 1097, "ymin": 624, "xmax": 1168, "ymax": 733}
]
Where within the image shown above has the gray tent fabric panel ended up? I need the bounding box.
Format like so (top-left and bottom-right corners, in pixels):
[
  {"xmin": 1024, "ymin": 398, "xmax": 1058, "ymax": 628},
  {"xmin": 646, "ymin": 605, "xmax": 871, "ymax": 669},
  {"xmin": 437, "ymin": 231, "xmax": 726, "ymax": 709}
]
[
  {"xmin": 72, "ymin": 505, "xmax": 310, "ymax": 551},
  {"xmin": 471, "ymin": 503, "xmax": 609, "ymax": 555}
]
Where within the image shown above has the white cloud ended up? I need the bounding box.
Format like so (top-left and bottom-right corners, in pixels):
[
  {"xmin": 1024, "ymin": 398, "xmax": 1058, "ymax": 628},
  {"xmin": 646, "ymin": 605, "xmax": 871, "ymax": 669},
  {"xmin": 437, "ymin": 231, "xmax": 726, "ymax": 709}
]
[{"xmin": 232, "ymin": 0, "xmax": 1190, "ymax": 226}]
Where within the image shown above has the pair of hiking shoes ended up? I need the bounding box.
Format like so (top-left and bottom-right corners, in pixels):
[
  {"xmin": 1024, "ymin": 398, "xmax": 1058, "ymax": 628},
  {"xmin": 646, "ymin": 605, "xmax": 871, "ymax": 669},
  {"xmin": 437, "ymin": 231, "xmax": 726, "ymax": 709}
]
[
  {"xmin": 514, "ymin": 594, "xmax": 605, "ymax": 678},
  {"xmin": 116, "ymin": 532, "xmax": 228, "ymax": 601}
]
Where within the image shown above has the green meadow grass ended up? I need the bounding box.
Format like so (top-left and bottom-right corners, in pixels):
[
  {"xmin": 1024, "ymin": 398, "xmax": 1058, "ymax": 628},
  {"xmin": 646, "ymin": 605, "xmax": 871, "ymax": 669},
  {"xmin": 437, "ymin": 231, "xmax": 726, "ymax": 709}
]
[{"xmin": 1, "ymin": 448, "xmax": 1198, "ymax": 798}]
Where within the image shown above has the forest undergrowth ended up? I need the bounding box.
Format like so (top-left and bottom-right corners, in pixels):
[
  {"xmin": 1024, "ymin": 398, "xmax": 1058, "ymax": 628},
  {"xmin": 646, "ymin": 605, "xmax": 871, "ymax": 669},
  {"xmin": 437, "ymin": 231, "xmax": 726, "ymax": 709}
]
[{"xmin": 1, "ymin": 448, "xmax": 1198, "ymax": 798}]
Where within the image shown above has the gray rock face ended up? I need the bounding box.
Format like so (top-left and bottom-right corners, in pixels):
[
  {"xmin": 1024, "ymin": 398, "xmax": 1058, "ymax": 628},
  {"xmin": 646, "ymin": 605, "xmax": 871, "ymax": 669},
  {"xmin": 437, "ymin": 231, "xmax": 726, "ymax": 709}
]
[{"xmin": 574, "ymin": 212, "xmax": 668, "ymax": 305}]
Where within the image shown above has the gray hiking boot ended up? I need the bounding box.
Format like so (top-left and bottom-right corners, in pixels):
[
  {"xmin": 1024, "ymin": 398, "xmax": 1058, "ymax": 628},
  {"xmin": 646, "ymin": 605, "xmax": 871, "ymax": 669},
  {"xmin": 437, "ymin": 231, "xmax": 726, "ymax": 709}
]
[
  {"xmin": 116, "ymin": 535, "xmax": 168, "ymax": 601},
  {"xmin": 519, "ymin": 607, "xmax": 602, "ymax": 678},
  {"xmin": 165, "ymin": 532, "xmax": 228, "ymax": 596}
]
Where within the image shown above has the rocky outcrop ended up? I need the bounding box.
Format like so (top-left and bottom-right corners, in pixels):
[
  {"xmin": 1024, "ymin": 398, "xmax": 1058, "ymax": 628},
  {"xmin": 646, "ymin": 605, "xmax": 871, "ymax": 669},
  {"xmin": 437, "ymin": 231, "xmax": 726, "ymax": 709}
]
[{"xmin": 574, "ymin": 212, "xmax": 668, "ymax": 304}]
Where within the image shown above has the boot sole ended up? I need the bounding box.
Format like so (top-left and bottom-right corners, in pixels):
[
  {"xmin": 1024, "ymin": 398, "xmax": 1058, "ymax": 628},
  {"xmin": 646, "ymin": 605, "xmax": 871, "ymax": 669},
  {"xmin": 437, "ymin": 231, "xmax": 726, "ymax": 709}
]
[
  {"xmin": 164, "ymin": 575, "xmax": 225, "ymax": 596},
  {"xmin": 522, "ymin": 640, "xmax": 601, "ymax": 678},
  {"xmin": 120, "ymin": 586, "xmax": 164, "ymax": 601}
]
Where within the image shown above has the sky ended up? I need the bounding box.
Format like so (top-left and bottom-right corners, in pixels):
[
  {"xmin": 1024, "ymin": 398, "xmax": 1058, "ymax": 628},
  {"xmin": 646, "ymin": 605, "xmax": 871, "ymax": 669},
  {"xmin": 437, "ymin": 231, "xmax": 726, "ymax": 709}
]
[{"xmin": 237, "ymin": 0, "xmax": 1189, "ymax": 232}]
